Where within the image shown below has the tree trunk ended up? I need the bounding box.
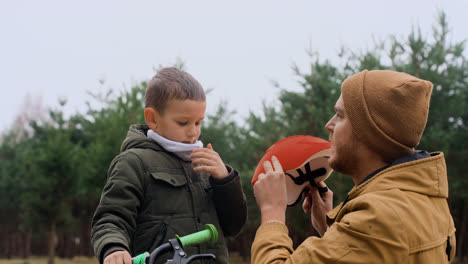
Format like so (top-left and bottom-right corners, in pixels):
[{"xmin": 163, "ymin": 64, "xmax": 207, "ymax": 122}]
[
  {"xmin": 11, "ymin": 231, "xmax": 18, "ymax": 258},
  {"xmin": 23, "ymin": 230, "xmax": 31, "ymax": 258},
  {"xmin": 79, "ymin": 216, "xmax": 93, "ymax": 256},
  {"xmin": 458, "ymin": 200, "xmax": 468, "ymax": 264},
  {"xmin": 48, "ymin": 218, "xmax": 56, "ymax": 264},
  {"xmin": 65, "ymin": 233, "xmax": 73, "ymax": 259},
  {"xmin": 6, "ymin": 228, "xmax": 12, "ymax": 258},
  {"xmin": 58, "ymin": 233, "xmax": 65, "ymax": 258}
]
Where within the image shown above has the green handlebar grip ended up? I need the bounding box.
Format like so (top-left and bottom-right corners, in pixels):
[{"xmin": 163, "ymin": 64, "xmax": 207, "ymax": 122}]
[
  {"xmin": 132, "ymin": 252, "xmax": 149, "ymax": 264},
  {"xmin": 176, "ymin": 224, "xmax": 218, "ymax": 248}
]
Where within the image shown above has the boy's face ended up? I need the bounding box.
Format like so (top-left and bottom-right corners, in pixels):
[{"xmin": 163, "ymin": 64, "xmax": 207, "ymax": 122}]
[{"xmin": 151, "ymin": 99, "xmax": 206, "ymax": 144}]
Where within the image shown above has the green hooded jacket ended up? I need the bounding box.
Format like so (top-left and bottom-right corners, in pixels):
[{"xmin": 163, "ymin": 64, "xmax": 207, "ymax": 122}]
[{"xmin": 91, "ymin": 124, "xmax": 247, "ymax": 264}]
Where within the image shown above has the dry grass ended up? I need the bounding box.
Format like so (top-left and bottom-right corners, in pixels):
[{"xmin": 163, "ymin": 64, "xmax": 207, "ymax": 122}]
[
  {"xmin": 0, "ymin": 255, "xmax": 249, "ymax": 264},
  {"xmin": 228, "ymin": 253, "xmax": 250, "ymax": 264},
  {"xmin": 0, "ymin": 257, "xmax": 97, "ymax": 264}
]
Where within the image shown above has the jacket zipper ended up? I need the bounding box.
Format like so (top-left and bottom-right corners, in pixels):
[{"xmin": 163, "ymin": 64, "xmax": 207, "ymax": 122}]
[
  {"xmin": 179, "ymin": 161, "xmax": 205, "ymax": 263},
  {"xmin": 147, "ymin": 223, "xmax": 167, "ymax": 252},
  {"xmin": 446, "ymin": 235, "xmax": 452, "ymax": 261}
]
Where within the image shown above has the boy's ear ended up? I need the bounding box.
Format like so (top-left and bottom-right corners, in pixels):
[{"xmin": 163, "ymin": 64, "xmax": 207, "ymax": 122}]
[{"xmin": 144, "ymin": 107, "xmax": 158, "ymax": 131}]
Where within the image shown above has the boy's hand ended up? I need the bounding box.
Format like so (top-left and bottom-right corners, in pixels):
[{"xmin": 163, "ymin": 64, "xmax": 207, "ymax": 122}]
[
  {"xmin": 104, "ymin": 250, "xmax": 132, "ymax": 264},
  {"xmin": 191, "ymin": 143, "xmax": 229, "ymax": 179}
]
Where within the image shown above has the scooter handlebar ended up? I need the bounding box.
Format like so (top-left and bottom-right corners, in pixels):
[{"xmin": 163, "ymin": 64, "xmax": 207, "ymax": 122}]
[
  {"xmin": 131, "ymin": 224, "xmax": 218, "ymax": 264},
  {"xmin": 176, "ymin": 224, "xmax": 218, "ymax": 248}
]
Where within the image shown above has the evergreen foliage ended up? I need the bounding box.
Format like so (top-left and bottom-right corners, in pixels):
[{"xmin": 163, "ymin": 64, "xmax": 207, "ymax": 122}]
[{"xmin": 0, "ymin": 11, "xmax": 466, "ymax": 262}]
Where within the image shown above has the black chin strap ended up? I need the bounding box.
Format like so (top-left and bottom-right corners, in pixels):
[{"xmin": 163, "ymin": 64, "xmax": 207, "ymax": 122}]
[
  {"xmin": 285, "ymin": 163, "xmax": 326, "ymax": 185},
  {"xmin": 285, "ymin": 164, "xmax": 329, "ymax": 205}
]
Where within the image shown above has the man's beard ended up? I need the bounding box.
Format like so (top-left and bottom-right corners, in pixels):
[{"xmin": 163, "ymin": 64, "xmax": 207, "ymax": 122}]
[{"xmin": 329, "ymin": 133, "xmax": 360, "ymax": 176}]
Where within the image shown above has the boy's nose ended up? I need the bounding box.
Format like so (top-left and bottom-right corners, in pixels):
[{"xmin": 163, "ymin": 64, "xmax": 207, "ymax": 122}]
[{"xmin": 187, "ymin": 125, "xmax": 198, "ymax": 137}]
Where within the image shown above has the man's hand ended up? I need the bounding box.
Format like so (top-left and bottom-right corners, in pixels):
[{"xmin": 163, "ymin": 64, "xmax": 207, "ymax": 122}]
[
  {"xmin": 191, "ymin": 143, "xmax": 229, "ymax": 179},
  {"xmin": 253, "ymin": 156, "xmax": 287, "ymax": 224},
  {"xmin": 104, "ymin": 250, "xmax": 132, "ymax": 264},
  {"xmin": 302, "ymin": 181, "xmax": 333, "ymax": 236}
]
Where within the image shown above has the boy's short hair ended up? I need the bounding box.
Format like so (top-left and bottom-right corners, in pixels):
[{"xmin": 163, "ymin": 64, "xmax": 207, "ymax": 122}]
[{"xmin": 145, "ymin": 67, "xmax": 206, "ymax": 113}]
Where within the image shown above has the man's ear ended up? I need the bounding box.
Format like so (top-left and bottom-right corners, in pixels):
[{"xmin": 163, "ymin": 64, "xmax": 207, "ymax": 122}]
[{"xmin": 144, "ymin": 107, "xmax": 158, "ymax": 131}]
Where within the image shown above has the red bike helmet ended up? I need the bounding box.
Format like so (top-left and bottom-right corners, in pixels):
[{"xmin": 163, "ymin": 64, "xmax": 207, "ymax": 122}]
[{"xmin": 251, "ymin": 135, "xmax": 333, "ymax": 206}]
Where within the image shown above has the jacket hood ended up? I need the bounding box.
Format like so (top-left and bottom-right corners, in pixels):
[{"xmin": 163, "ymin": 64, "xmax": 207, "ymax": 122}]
[
  {"xmin": 120, "ymin": 124, "xmax": 163, "ymax": 153},
  {"xmin": 349, "ymin": 152, "xmax": 448, "ymax": 199}
]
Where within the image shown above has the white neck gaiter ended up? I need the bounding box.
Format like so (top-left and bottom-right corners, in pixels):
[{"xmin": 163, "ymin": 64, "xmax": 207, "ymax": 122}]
[{"xmin": 147, "ymin": 129, "xmax": 203, "ymax": 161}]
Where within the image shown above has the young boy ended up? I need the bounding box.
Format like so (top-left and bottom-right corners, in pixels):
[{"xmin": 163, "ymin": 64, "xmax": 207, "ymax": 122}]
[{"xmin": 91, "ymin": 67, "xmax": 247, "ymax": 264}]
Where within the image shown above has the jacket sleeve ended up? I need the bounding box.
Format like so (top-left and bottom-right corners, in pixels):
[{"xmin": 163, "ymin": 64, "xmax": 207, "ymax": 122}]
[
  {"xmin": 91, "ymin": 152, "xmax": 146, "ymax": 264},
  {"xmin": 209, "ymin": 165, "xmax": 247, "ymax": 237},
  {"xmin": 251, "ymin": 198, "xmax": 408, "ymax": 264}
]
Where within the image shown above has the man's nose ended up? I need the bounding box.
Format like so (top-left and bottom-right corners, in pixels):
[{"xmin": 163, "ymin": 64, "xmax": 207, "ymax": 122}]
[{"xmin": 325, "ymin": 118, "xmax": 334, "ymax": 132}]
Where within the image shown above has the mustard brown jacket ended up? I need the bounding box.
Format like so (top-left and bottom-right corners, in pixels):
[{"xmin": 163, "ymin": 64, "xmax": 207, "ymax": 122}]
[
  {"xmin": 91, "ymin": 125, "xmax": 247, "ymax": 264},
  {"xmin": 252, "ymin": 152, "xmax": 456, "ymax": 263}
]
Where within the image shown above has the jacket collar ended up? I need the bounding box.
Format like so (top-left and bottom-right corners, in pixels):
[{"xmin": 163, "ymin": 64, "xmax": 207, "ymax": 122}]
[
  {"xmin": 120, "ymin": 124, "xmax": 166, "ymax": 153},
  {"xmin": 327, "ymin": 152, "xmax": 447, "ymax": 224},
  {"xmin": 349, "ymin": 152, "xmax": 447, "ymax": 199},
  {"xmin": 357, "ymin": 150, "xmax": 431, "ymax": 187}
]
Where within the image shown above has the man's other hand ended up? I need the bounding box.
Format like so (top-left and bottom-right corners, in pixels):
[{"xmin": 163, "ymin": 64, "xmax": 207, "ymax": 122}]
[
  {"xmin": 253, "ymin": 156, "xmax": 287, "ymax": 224},
  {"xmin": 302, "ymin": 181, "xmax": 333, "ymax": 236}
]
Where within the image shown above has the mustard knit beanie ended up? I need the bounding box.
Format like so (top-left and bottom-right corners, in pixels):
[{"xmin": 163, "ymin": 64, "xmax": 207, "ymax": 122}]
[{"xmin": 341, "ymin": 70, "xmax": 433, "ymax": 162}]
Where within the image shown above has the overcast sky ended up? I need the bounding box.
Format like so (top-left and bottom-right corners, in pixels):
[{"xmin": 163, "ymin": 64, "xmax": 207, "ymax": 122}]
[{"xmin": 1, "ymin": 0, "xmax": 467, "ymax": 132}]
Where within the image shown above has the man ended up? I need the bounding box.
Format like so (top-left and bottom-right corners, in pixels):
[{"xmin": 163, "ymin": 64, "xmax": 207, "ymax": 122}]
[{"xmin": 252, "ymin": 70, "xmax": 456, "ymax": 263}]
